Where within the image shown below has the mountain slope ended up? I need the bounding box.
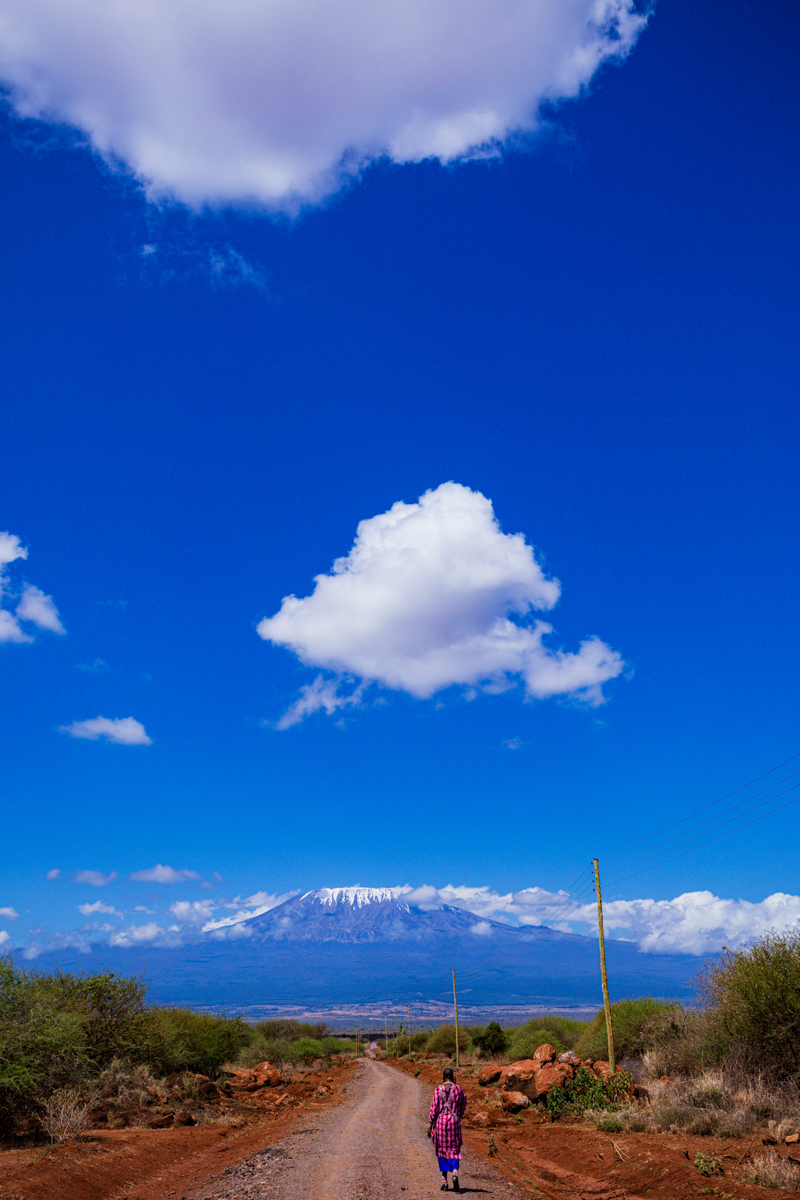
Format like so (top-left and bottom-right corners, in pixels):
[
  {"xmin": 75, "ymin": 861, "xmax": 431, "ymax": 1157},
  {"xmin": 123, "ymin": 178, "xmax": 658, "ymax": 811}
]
[{"xmin": 29, "ymin": 888, "xmax": 705, "ymax": 1008}]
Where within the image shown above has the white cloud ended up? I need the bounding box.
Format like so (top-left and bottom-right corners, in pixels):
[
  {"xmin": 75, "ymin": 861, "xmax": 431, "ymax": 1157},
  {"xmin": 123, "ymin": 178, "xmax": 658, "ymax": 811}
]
[
  {"xmin": 571, "ymin": 891, "xmax": 800, "ymax": 956},
  {"xmin": 130, "ymin": 864, "xmax": 200, "ymax": 884},
  {"xmin": 73, "ymin": 869, "xmax": 117, "ymax": 887},
  {"xmin": 259, "ymin": 483, "xmax": 623, "ymax": 725},
  {"xmin": 59, "ymin": 716, "xmax": 152, "ymax": 745},
  {"xmin": 16, "ymin": 584, "xmax": 65, "ymax": 634},
  {"xmin": 0, "ymin": 907, "xmax": 19, "ymax": 920},
  {"xmin": 77, "ymin": 900, "xmax": 122, "ymax": 917},
  {"xmin": 205, "ymin": 890, "xmax": 300, "ymax": 929},
  {"xmin": 134, "ymin": 905, "xmax": 155, "ymax": 913},
  {"xmin": 0, "ymin": 0, "xmax": 647, "ymax": 209},
  {"xmin": 0, "ymin": 930, "xmax": 10, "ymax": 947},
  {"xmin": 76, "ymin": 658, "xmax": 109, "ymax": 673},
  {"xmin": 169, "ymin": 900, "xmax": 215, "ymax": 926},
  {"xmin": 0, "ymin": 531, "xmax": 64, "ymax": 642},
  {"xmin": 46, "ymin": 869, "xmax": 60, "ymax": 880},
  {"xmin": 109, "ymin": 922, "xmax": 183, "ymax": 948}
]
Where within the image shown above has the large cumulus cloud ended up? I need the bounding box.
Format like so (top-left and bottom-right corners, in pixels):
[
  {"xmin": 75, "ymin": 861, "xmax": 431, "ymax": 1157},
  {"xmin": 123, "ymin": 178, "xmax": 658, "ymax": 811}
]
[
  {"xmin": 0, "ymin": 0, "xmax": 648, "ymax": 208},
  {"xmin": 258, "ymin": 482, "xmax": 624, "ymax": 725}
]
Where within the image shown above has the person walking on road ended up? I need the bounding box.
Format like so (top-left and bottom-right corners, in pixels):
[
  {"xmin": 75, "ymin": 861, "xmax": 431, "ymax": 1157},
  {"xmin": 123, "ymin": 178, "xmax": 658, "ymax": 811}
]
[{"xmin": 428, "ymin": 1066, "xmax": 467, "ymax": 1191}]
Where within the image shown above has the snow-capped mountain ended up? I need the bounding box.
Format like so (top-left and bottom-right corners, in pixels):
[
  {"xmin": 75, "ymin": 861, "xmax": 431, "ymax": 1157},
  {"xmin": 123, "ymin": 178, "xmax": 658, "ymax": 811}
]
[
  {"xmin": 236, "ymin": 886, "xmax": 510, "ymax": 943},
  {"xmin": 31, "ymin": 884, "xmax": 704, "ymax": 1009}
]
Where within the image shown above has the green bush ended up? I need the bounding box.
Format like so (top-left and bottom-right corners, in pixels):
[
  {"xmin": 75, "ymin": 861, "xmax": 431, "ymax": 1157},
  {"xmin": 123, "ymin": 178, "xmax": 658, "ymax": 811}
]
[
  {"xmin": 638, "ymin": 1006, "xmax": 724, "ymax": 1077},
  {"xmin": 575, "ymin": 998, "xmax": 680, "ymax": 1062},
  {"xmin": 696, "ymin": 931, "xmax": 800, "ymax": 1079},
  {"xmin": 137, "ymin": 1007, "xmax": 250, "ymax": 1077},
  {"xmin": 285, "ymin": 1037, "xmax": 323, "ymax": 1064},
  {"xmin": 426, "ymin": 1025, "xmax": 471, "ymax": 1057},
  {"xmin": 471, "ymin": 1022, "xmax": 509, "ymax": 1057},
  {"xmin": 544, "ymin": 1066, "xmax": 632, "ymax": 1120},
  {"xmin": 506, "ymin": 1016, "xmax": 585, "ymax": 1061}
]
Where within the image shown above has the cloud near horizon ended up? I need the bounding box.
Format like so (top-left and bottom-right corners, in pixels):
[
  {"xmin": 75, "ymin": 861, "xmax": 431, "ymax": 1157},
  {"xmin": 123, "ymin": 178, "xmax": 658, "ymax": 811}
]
[
  {"xmin": 11, "ymin": 882, "xmax": 800, "ymax": 958},
  {"xmin": 259, "ymin": 483, "xmax": 624, "ymax": 726},
  {"xmin": 59, "ymin": 716, "xmax": 152, "ymax": 745},
  {"xmin": 0, "ymin": 0, "xmax": 648, "ymax": 209},
  {"xmin": 0, "ymin": 531, "xmax": 65, "ymax": 643}
]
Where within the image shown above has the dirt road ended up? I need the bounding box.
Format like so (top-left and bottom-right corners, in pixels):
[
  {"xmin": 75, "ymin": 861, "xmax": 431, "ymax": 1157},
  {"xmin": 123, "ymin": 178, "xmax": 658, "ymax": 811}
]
[{"xmin": 186, "ymin": 1060, "xmax": 525, "ymax": 1200}]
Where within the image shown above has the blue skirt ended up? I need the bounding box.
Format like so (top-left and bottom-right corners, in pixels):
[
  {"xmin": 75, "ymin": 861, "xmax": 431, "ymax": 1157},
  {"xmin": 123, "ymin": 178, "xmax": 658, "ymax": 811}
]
[{"xmin": 438, "ymin": 1156, "xmax": 460, "ymax": 1172}]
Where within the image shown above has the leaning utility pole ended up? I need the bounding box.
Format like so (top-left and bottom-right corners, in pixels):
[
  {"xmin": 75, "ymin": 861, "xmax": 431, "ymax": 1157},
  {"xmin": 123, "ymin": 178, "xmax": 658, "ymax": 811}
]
[
  {"xmin": 592, "ymin": 857, "xmax": 616, "ymax": 1075},
  {"xmin": 452, "ymin": 968, "xmax": 460, "ymax": 1069}
]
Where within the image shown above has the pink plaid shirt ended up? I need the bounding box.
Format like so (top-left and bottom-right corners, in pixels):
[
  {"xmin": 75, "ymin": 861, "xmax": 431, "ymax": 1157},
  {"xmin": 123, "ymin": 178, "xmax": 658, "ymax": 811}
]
[{"xmin": 429, "ymin": 1082, "xmax": 467, "ymax": 1157}]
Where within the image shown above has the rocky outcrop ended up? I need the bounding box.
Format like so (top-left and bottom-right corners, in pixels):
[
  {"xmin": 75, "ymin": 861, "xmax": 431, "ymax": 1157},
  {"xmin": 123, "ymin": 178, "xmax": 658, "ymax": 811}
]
[
  {"xmin": 231, "ymin": 1061, "xmax": 283, "ymax": 1090},
  {"xmin": 497, "ymin": 1046, "xmax": 579, "ymax": 1103},
  {"xmin": 532, "ymin": 1064, "xmax": 572, "ymax": 1099},
  {"xmin": 592, "ymin": 1061, "xmax": 612, "ymax": 1079},
  {"xmin": 532, "ymin": 1043, "xmax": 557, "ymax": 1065},
  {"xmin": 503, "ymin": 1060, "xmax": 540, "ymax": 1097},
  {"xmin": 501, "ymin": 1091, "xmax": 530, "ymax": 1113}
]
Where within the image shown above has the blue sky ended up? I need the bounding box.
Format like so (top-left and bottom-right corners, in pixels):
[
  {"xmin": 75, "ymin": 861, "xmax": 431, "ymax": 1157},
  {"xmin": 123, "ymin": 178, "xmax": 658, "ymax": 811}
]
[{"xmin": 2, "ymin": 0, "xmax": 799, "ymax": 962}]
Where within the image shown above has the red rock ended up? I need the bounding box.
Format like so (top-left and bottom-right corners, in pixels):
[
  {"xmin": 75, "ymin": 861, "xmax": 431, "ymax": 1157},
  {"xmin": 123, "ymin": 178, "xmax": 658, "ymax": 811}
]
[
  {"xmin": 253, "ymin": 1061, "xmax": 282, "ymax": 1087},
  {"xmin": 497, "ymin": 1066, "xmax": 510, "ymax": 1089},
  {"xmin": 478, "ymin": 1064, "xmax": 502, "ymax": 1087},
  {"xmin": 592, "ymin": 1061, "xmax": 612, "ymax": 1078},
  {"xmin": 557, "ymin": 1051, "xmax": 581, "ymax": 1066},
  {"xmin": 659, "ymin": 1075, "xmax": 673, "ymax": 1085},
  {"xmin": 501, "ymin": 1091, "xmax": 529, "ymax": 1113},
  {"xmin": 504, "ymin": 1061, "xmax": 540, "ymax": 1093},
  {"xmin": 470, "ymin": 1111, "xmax": 491, "ymax": 1127},
  {"xmin": 786, "ymin": 1135, "xmax": 800, "ymax": 1145},
  {"xmin": 173, "ymin": 1107, "xmax": 197, "ymax": 1127},
  {"xmin": 532, "ymin": 1044, "xmax": 557, "ymax": 1065},
  {"xmin": 533, "ymin": 1064, "xmax": 571, "ymax": 1098}
]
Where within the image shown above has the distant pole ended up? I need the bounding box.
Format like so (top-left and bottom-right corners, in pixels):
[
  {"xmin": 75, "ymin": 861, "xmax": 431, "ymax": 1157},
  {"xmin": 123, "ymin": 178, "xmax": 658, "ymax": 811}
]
[
  {"xmin": 356, "ymin": 1024, "xmax": 359, "ymax": 1057},
  {"xmin": 593, "ymin": 858, "xmax": 616, "ymax": 1075},
  {"xmin": 395, "ymin": 1014, "xmax": 399, "ymax": 1059},
  {"xmin": 408, "ymin": 1002, "xmax": 411, "ymax": 1057},
  {"xmin": 452, "ymin": 969, "xmax": 460, "ymax": 1070},
  {"xmin": 385, "ymin": 1013, "xmax": 388, "ymax": 1054}
]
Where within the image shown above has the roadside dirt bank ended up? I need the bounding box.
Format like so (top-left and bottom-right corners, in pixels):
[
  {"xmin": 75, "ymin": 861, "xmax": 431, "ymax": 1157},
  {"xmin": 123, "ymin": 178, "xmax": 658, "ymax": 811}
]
[
  {"xmin": 388, "ymin": 1058, "xmax": 797, "ymax": 1200},
  {"xmin": 0, "ymin": 1060, "xmax": 357, "ymax": 1200}
]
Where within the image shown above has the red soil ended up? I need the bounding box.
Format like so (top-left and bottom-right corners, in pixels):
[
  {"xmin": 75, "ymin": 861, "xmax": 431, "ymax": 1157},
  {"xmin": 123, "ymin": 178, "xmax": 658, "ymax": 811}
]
[
  {"xmin": 0, "ymin": 1061, "xmax": 356, "ymax": 1200},
  {"xmin": 389, "ymin": 1059, "xmax": 793, "ymax": 1200}
]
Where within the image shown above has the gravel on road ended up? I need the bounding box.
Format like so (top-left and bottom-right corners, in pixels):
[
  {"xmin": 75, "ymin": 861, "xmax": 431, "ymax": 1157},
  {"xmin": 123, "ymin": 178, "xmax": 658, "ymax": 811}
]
[{"xmin": 184, "ymin": 1060, "xmax": 527, "ymax": 1200}]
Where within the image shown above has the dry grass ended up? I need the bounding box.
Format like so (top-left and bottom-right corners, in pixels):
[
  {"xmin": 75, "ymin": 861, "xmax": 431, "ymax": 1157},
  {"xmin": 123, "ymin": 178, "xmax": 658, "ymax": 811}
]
[
  {"xmin": 40, "ymin": 1088, "xmax": 90, "ymax": 1142},
  {"xmin": 583, "ymin": 1068, "xmax": 800, "ymax": 1139},
  {"xmin": 743, "ymin": 1149, "xmax": 800, "ymax": 1190}
]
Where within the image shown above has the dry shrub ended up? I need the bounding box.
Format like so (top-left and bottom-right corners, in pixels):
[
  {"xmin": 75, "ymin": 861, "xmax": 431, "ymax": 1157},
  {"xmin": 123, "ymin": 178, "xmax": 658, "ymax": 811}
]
[
  {"xmin": 744, "ymin": 1149, "xmax": 800, "ymax": 1191},
  {"xmin": 642, "ymin": 1070, "xmax": 799, "ymax": 1138},
  {"xmin": 40, "ymin": 1088, "xmax": 90, "ymax": 1142}
]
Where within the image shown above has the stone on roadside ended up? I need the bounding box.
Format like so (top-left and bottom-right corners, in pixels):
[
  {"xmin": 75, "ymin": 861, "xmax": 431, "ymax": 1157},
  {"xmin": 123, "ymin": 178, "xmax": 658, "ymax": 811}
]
[
  {"xmin": 173, "ymin": 1106, "xmax": 197, "ymax": 1127},
  {"xmin": 478, "ymin": 1064, "xmax": 502, "ymax": 1087},
  {"xmin": 532, "ymin": 1044, "xmax": 557, "ymax": 1064},
  {"xmin": 253, "ymin": 1061, "xmax": 283, "ymax": 1088},
  {"xmin": 503, "ymin": 1060, "xmax": 540, "ymax": 1095},
  {"xmin": 592, "ymin": 1061, "xmax": 612, "ymax": 1078},
  {"xmin": 533, "ymin": 1064, "xmax": 572, "ymax": 1098},
  {"xmin": 786, "ymin": 1134, "xmax": 800, "ymax": 1144},
  {"xmin": 501, "ymin": 1091, "xmax": 529, "ymax": 1113}
]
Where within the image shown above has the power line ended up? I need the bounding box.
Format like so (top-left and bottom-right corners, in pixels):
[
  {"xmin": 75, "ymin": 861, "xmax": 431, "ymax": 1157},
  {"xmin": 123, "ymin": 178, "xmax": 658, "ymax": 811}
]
[
  {"xmin": 607, "ymin": 789, "xmax": 800, "ymax": 887},
  {"xmin": 603, "ymin": 780, "xmax": 800, "ymax": 884},
  {"xmin": 603, "ymin": 750, "xmax": 800, "ymax": 863},
  {"xmin": 606, "ymin": 770, "xmax": 800, "ymax": 871}
]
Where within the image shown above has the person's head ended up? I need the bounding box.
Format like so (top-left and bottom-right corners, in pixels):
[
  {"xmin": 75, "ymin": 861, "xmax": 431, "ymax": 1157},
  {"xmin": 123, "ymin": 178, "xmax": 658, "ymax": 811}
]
[{"xmin": 442, "ymin": 1067, "xmax": 454, "ymax": 1083}]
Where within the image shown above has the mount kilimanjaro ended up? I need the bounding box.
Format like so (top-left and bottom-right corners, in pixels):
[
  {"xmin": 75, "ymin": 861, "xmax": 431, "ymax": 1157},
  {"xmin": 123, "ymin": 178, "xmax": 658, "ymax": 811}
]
[{"xmin": 32, "ymin": 886, "xmax": 703, "ymax": 1008}]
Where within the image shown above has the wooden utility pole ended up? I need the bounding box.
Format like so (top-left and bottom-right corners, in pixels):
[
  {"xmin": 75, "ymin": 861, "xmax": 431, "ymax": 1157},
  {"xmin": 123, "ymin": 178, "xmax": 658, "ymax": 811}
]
[
  {"xmin": 592, "ymin": 858, "xmax": 616, "ymax": 1075},
  {"xmin": 385, "ymin": 1014, "xmax": 388, "ymax": 1055},
  {"xmin": 407, "ymin": 1002, "xmax": 411, "ymax": 1056},
  {"xmin": 452, "ymin": 968, "xmax": 460, "ymax": 1069},
  {"xmin": 395, "ymin": 1014, "xmax": 399, "ymax": 1059},
  {"xmin": 356, "ymin": 1024, "xmax": 359, "ymax": 1058}
]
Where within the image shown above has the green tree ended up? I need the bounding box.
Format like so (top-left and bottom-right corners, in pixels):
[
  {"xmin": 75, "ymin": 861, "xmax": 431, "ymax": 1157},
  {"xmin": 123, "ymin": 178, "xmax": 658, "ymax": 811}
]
[
  {"xmin": 472, "ymin": 1021, "xmax": 509, "ymax": 1057},
  {"xmin": 426, "ymin": 1024, "xmax": 470, "ymax": 1058}
]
